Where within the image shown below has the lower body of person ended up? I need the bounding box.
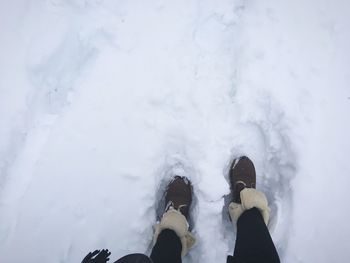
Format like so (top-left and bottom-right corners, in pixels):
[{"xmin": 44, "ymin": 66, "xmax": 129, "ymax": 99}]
[{"xmin": 115, "ymin": 156, "xmax": 280, "ymax": 263}]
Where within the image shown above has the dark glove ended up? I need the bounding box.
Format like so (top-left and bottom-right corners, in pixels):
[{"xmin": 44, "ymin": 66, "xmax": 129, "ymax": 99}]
[{"xmin": 82, "ymin": 249, "xmax": 111, "ymax": 263}]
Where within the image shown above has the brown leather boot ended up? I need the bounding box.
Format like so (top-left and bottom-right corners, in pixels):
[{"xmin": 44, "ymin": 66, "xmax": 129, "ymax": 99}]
[
  {"xmin": 230, "ymin": 156, "xmax": 256, "ymax": 203},
  {"xmin": 165, "ymin": 176, "xmax": 192, "ymax": 220}
]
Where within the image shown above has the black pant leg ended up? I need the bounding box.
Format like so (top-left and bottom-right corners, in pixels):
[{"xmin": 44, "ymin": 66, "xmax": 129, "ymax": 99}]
[
  {"xmin": 232, "ymin": 208, "xmax": 280, "ymax": 263},
  {"xmin": 150, "ymin": 229, "xmax": 182, "ymax": 263},
  {"xmin": 114, "ymin": 253, "xmax": 153, "ymax": 263}
]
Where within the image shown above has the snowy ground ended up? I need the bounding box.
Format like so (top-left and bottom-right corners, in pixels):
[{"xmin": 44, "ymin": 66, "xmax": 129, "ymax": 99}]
[{"xmin": 1, "ymin": 0, "xmax": 350, "ymax": 262}]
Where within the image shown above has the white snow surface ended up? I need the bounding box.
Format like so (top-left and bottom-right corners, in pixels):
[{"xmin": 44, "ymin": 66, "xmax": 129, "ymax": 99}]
[{"xmin": 1, "ymin": 0, "xmax": 350, "ymax": 262}]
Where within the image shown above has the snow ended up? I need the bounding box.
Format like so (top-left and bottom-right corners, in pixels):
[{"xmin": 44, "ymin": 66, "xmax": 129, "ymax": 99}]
[{"xmin": 0, "ymin": 0, "xmax": 349, "ymax": 262}]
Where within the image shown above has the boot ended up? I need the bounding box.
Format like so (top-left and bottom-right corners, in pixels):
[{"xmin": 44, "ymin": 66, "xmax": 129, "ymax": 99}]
[
  {"xmin": 230, "ymin": 156, "xmax": 256, "ymax": 203},
  {"xmin": 165, "ymin": 176, "xmax": 192, "ymax": 219},
  {"xmin": 153, "ymin": 176, "xmax": 196, "ymax": 257},
  {"xmin": 228, "ymin": 156, "xmax": 270, "ymax": 225}
]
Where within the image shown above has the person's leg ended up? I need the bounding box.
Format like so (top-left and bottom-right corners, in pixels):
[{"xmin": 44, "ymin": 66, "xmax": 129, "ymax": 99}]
[
  {"xmin": 150, "ymin": 229, "xmax": 182, "ymax": 263},
  {"xmin": 233, "ymin": 208, "xmax": 280, "ymax": 263},
  {"xmin": 227, "ymin": 156, "xmax": 280, "ymax": 263},
  {"xmin": 150, "ymin": 176, "xmax": 196, "ymax": 263}
]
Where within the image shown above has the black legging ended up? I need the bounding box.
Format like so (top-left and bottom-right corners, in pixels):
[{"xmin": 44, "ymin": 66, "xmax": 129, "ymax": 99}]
[
  {"xmin": 150, "ymin": 229, "xmax": 182, "ymax": 263},
  {"xmin": 228, "ymin": 207, "xmax": 280, "ymax": 263},
  {"xmin": 150, "ymin": 208, "xmax": 280, "ymax": 263}
]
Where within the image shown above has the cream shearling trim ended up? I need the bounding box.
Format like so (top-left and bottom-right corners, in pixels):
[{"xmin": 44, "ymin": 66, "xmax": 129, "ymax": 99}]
[
  {"xmin": 229, "ymin": 188, "xmax": 270, "ymax": 225},
  {"xmin": 153, "ymin": 208, "xmax": 196, "ymax": 257},
  {"xmin": 241, "ymin": 188, "xmax": 270, "ymax": 224}
]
